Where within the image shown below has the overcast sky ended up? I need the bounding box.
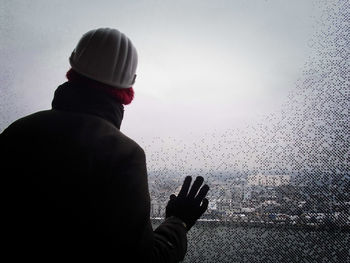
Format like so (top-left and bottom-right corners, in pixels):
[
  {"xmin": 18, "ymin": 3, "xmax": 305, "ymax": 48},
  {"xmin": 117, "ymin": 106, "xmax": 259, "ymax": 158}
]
[
  {"xmin": 1, "ymin": 0, "xmax": 333, "ymax": 172},
  {"xmin": 0, "ymin": 0, "xmax": 324, "ymax": 130}
]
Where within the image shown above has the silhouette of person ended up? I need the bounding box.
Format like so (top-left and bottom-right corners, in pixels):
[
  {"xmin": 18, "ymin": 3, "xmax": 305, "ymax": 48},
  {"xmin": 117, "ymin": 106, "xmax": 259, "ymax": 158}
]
[{"xmin": 0, "ymin": 28, "xmax": 209, "ymax": 262}]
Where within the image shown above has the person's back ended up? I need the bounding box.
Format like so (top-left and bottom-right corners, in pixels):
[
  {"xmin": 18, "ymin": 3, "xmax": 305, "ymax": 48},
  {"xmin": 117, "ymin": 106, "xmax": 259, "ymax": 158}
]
[
  {"xmin": 1, "ymin": 82, "xmax": 152, "ymax": 260},
  {"xmin": 1, "ymin": 28, "xmax": 209, "ymax": 262}
]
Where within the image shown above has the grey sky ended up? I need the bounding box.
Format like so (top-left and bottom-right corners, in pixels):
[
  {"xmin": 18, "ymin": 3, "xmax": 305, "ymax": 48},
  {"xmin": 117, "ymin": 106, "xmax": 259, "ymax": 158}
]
[{"xmin": 1, "ymin": 0, "xmax": 331, "ymax": 172}]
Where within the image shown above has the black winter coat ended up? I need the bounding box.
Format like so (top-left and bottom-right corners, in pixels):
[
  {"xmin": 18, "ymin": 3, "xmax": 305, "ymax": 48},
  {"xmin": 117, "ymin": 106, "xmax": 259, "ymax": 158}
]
[{"xmin": 0, "ymin": 82, "xmax": 187, "ymax": 262}]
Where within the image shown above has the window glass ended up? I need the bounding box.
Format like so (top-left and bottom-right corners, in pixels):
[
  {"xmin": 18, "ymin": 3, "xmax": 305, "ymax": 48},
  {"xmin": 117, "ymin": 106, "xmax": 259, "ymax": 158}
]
[{"xmin": 1, "ymin": 1, "xmax": 349, "ymax": 262}]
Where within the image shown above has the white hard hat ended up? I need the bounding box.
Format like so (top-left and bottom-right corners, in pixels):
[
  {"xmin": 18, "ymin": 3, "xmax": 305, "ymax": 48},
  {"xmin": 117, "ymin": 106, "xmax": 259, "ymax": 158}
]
[{"xmin": 69, "ymin": 28, "xmax": 138, "ymax": 89}]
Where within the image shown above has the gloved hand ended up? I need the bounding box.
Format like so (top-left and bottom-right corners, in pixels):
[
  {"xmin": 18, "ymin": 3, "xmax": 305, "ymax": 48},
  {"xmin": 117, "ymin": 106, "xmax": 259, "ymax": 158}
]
[{"xmin": 165, "ymin": 176, "xmax": 209, "ymax": 231}]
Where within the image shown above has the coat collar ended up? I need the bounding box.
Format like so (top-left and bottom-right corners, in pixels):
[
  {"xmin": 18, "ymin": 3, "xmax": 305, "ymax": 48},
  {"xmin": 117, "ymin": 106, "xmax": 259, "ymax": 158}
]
[{"xmin": 52, "ymin": 81, "xmax": 124, "ymax": 129}]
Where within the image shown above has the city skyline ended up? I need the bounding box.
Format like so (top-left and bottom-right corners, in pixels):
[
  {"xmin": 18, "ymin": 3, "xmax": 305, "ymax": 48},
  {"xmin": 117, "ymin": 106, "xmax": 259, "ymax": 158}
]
[{"xmin": 149, "ymin": 171, "xmax": 350, "ymax": 229}]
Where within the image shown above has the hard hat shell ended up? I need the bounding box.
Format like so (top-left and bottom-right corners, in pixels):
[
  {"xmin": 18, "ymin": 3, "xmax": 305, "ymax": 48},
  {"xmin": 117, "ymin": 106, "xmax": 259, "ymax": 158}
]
[{"xmin": 69, "ymin": 28, "xmax": 138, "ymax": 89}]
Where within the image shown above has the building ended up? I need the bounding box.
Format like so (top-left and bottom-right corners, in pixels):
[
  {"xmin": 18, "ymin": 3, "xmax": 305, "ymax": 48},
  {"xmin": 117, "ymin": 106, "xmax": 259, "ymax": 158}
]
[
  {"xmin": 151, "ymin": 201, "xmax": 166, "ymax": 218},
  {"xmin": 247, "ymin": 173, "xmax": 290, "ymax": 187},
  {"xmin": 231, "ymin": 185, "xmax": 244, "ymax": 203}
]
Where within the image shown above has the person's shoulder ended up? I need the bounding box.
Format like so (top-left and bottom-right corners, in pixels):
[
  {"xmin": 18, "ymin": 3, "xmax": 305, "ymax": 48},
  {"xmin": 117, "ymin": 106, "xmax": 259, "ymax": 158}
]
[
  {"xmin": 1, "ymin": 110, "xmax": 52, "ymax": 136},
  {"xmin": 84, "ymin": 117, "xmax": 144, "ymax": 161},
  {"xmin": 102, "ymin": 128, "xmax": 145, "ymax": 158}
]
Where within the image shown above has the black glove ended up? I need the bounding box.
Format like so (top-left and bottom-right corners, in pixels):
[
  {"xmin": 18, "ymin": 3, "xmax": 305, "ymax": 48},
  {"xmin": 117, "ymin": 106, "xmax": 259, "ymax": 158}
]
[{"xmin": 165, "ymin": 176, "xmax": 209, "ymax": 231}]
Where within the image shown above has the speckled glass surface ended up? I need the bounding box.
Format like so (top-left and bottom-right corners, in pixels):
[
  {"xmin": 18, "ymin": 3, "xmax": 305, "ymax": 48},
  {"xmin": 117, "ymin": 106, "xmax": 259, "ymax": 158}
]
[{"xmin": 1, "ymin": 1, "xmax": 349, "ymax": 262}]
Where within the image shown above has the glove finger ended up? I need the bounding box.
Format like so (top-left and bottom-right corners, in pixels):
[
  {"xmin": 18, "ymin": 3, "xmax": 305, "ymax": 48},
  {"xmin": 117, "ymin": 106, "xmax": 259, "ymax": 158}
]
[
  {"xmin": 199, "ymin": 198, "xmax": 209, "ymax": 215},
  {"xmin": 194, "ymin": 184, "xmax": 209, "ymax": 204},
  {"xmin": 187, "ymin": 176, "xmax": 204, "ymax": 199},
  {"xmin": 177, "ymin": 176, "xmax": 192, "ymax": 199},
  {"xmin": 166, "ymin": 195, "xmax": 177, "ymax": 215},
  {"xmin": 167, "ymin": 194, "xmax": 177, "ymax": 207}
]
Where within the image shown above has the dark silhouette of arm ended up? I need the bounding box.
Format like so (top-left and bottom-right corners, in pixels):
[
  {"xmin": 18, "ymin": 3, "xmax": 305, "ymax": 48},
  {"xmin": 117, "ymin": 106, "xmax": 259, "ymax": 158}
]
[{"xmin": 106, "ymin": 145, "xmax": 188, "ymax": 262}]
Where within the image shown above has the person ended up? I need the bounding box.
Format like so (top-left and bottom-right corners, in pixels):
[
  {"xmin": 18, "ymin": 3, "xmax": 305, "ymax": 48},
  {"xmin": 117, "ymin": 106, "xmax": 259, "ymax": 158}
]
[{"xmin": 0, "ymin": 28, "xmax": 209, "ymax": 262}]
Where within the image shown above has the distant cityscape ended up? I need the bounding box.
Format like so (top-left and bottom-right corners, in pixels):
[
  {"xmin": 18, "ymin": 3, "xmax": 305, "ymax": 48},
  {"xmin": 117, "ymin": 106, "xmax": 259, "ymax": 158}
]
[{"xmin": 149, "ymin": 172, "xmax": 350, "ymax": 230}]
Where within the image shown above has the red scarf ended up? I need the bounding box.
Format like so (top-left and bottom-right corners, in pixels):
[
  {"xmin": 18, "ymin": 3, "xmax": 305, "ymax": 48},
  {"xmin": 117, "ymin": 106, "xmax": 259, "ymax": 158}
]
[{"xmin": 66, "ymin": 68, "xmax": 134, "ymax": 105}]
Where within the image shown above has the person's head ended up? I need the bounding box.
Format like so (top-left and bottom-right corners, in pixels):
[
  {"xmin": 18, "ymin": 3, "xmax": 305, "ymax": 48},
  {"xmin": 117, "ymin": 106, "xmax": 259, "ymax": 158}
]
[{"xmin": 67, "ymin": 28, "xmax": 138, "ymax": 105}]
